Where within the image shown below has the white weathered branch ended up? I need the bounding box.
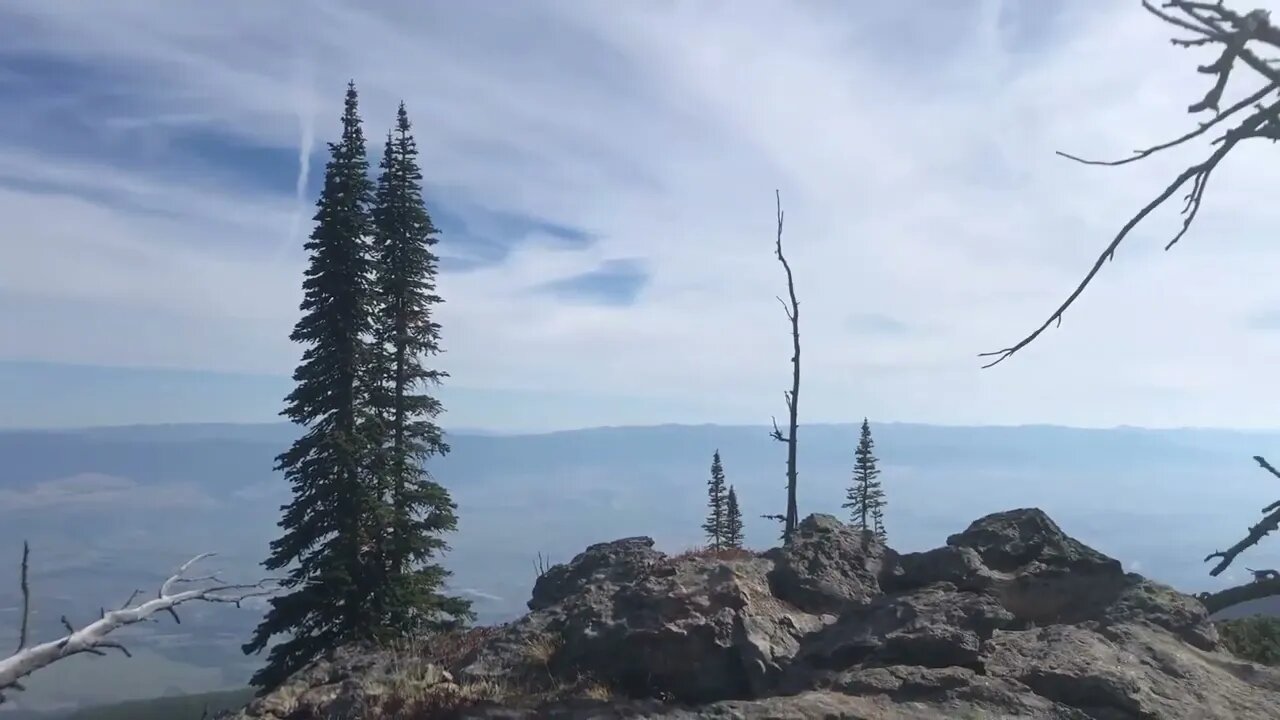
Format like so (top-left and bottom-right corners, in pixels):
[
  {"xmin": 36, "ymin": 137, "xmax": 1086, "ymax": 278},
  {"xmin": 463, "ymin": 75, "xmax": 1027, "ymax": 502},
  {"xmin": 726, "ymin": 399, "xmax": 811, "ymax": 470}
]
[{"xmin": 1, "ymin": 549, "xmax": 280, "ymax": 703}]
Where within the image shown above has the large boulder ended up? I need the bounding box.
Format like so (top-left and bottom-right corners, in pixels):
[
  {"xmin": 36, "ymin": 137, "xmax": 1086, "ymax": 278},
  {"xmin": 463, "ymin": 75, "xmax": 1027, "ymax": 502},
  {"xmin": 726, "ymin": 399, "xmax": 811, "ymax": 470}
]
[
  {"xmin": 763, "ymin": 513, "xmax": 893, "ymax": 614},
  {"xmin": 527, "ymin": 535, "xmax": 662, "ymax": 611},
  {"xmin": 222, "ymin": 508, "xmax": 1280, "ymax": 720}
]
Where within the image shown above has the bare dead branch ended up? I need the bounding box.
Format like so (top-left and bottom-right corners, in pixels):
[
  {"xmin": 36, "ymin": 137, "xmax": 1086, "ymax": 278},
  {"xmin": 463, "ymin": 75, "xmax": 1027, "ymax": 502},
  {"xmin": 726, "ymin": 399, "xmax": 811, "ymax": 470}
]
[
  {"xmin": 1197, "ymin": 576, "xmax": 1280, "ymax": 614},
  {"xmin": 775, "ymin": 296, "xmax": 794, "ymax": 321},
  {"xmin": 1143, "ymin": 0, "xmax": 1226, "ymax": 37},
  {"xmin": 1055, "ymin": 82, "xmax": 1275, "ymax": 167},
  {"xmin": 1245, "ymin": 567, "xmax": 1279, "ymax": 581},
  {"xmin": 1202, "ymin": 456, "xmax": 1280, "ymax": 576},
  {"xmin": 1254, "ymin": 454, "xmax": 1280, "ymax": 480},
  {"xmin": 980, "ymin": 1, "xmax": 1280, "ymax": 368},
  {"xmin": 772, "ymin": 189, "xmax": 802, "ymax": 542},
  {"xmin": 769, "ymin": 415, "xmax": 790, "ymax": 444},
  {"xmin": 533, "ymin": 552, "xmax": 554, "ymax": 581},
  {"xmin": 0, "ymin": 548, "xmax": 281, "ymax": 703},
  {"xmin": 1203, "ymin": 511, "xmax": 1280, "ymax": 576}
]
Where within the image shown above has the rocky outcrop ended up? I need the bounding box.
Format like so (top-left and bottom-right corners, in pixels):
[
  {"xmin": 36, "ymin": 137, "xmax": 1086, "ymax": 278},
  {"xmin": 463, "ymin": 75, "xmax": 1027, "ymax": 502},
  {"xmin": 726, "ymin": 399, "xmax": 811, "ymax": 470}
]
[{"xmin": 221, "ymin": 508, "xmax": 1280, "ymax": 719}]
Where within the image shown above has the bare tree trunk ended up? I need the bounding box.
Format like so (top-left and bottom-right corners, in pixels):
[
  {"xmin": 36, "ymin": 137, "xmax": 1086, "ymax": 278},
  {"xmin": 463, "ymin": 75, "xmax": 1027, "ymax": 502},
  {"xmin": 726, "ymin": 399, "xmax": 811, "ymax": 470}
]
[{"xmin": 769, "ymin": 190, "xmax": 801, "ymax": 543}]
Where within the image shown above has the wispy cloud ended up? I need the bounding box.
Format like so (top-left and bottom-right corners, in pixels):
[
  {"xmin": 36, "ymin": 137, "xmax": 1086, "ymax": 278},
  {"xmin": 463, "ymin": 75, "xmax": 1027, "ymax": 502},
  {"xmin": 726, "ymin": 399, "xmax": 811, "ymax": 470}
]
[
  {"xmin": 843, "ymin": 313, "xmax": 915, "ymax": 336},
  {"xmin": 534, "ymin": 259, "xmax": 648, "ymax": 306},
  {"xmin": 0, "ymin": 0, "xmax": 1278, "ymax": 430},
  {"xmin": 1246, "ymin": 310, "xmax": 1280, "ymax": 331},
  {"xmin": 457, "ymin": 587, "xmax": 504, "ymax": 603}
]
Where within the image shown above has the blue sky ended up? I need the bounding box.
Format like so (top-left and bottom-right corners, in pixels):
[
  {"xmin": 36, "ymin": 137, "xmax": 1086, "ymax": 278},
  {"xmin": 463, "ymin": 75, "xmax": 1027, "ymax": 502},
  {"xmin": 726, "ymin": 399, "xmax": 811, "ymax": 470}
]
[{"xmin": 0, "ymin": 0, "xmax": 1278, "ymax": 432}]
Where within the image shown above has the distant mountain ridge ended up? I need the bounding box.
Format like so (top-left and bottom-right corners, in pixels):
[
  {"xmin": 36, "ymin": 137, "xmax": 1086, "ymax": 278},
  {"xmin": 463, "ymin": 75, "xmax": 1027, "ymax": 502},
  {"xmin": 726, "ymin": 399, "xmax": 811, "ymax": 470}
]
[{"xmin": 3, "ymin": 420, "xmax": 1280, "ymax": 712}]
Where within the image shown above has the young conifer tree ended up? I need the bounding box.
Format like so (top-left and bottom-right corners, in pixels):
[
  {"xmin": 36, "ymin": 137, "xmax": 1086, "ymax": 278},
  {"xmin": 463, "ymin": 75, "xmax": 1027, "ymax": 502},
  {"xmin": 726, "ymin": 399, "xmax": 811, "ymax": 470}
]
[
  {"xmin": 368, "ymin": 102, "xmax": 472, "ymax": 635},
  {"xmin": 244, "ymin": 82, "xmax": 381, "ymax": 689},
  {"xmin": 702, "ymin": 450, "xmax": 728, "ymax": 549},
  {"xmin": 725, "ymin": 486, "xmax": 745, "ymax": 549},
  {"xmin": 865, "ymin": 422, "xmax": 887, "ymax": 542},
  {"xmin": 842, "ymin": 418, "xmax": 882, "ymax": 532},
  {"xmin": 871, "ymin": 492, "xmax": 887, "ymax": 542}
]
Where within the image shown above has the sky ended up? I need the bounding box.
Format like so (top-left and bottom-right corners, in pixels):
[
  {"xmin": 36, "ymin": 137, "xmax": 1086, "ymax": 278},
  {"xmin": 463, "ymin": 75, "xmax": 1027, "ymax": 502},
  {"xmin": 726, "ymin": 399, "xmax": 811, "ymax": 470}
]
[{"xmin": 1, "ymin": 0, "xmax": 1278, "ymax": 432}]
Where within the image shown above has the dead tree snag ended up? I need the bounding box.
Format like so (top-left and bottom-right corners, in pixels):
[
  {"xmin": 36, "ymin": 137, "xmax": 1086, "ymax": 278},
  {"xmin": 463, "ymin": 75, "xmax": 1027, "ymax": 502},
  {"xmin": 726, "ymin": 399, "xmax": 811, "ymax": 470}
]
[{"xmin": 769, "ymin": 189, "xmax": 801, "ymax": 543}]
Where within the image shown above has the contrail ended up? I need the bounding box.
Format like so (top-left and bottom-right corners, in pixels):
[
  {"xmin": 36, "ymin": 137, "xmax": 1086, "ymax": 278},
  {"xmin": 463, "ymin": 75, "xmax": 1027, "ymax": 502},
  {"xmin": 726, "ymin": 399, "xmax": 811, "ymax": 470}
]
[{"xmin": 278, "ymin": 52, "xmax": 317, "ymax": 262}]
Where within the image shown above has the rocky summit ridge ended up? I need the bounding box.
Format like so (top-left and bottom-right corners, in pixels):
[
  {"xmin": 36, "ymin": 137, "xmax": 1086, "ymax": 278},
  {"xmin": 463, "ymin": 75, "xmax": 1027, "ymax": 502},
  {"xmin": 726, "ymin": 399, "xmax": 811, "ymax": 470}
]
[{"xmin": 220, "ymin": 509, "xmax": 1280, "ymax": 718}]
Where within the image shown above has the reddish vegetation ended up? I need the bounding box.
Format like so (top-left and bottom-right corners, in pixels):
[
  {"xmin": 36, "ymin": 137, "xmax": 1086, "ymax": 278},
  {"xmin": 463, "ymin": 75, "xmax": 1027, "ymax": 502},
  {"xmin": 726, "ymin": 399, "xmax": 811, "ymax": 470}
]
[
  {"xmin": 420, "ymin": 625, "xmax": 504, "ymax": 670},
  {"xmin": 668, "ymin": 546, "xmax": 758, "ymax": 563}
]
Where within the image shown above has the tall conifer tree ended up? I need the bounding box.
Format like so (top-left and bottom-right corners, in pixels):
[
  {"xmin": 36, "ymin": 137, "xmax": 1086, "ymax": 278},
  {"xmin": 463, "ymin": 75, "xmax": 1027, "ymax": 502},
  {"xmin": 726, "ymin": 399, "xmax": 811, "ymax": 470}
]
[
  {"xmin": 725, "ymin": 486, "xmax": 745, "ymax": 549},
  {"xmin": 702, "ymin": 450, "xmax": 728, "ymax": 549},
  {"xmin": 244, "ymin": 82, "xmax": 380, "ymax": 689},
  {"xmin": 368, "ymin": 102, "xmax": 471, "ymax": 634}
]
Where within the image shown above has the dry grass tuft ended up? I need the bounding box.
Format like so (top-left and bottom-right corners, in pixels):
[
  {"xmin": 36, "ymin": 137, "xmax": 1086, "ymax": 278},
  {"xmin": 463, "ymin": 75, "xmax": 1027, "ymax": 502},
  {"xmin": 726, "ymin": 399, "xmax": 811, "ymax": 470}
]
[
  {"xmin": 578, "ymin": 679, "xmax": 615, "ymax": 701},
  {"xmin": 374, "ymin": 627, "xmax": 579, "ymax": 717},
  {"xmin": 385, "ymin": 625, "xmax": 503, "ymax": 672},
  {"xmin": 521, "ymin": 630, "xmax": 563, "ymax": 667},
  {"xmin": 382, "ymin": 678, "xmax": 507, "ymax": 719}
]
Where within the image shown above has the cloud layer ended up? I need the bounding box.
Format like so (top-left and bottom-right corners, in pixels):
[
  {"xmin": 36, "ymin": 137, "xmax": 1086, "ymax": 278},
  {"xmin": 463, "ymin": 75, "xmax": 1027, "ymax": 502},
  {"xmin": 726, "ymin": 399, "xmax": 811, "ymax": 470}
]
[{"xmin": 1, "ymin": 0, "xmax": 1278, "ymax": 430}]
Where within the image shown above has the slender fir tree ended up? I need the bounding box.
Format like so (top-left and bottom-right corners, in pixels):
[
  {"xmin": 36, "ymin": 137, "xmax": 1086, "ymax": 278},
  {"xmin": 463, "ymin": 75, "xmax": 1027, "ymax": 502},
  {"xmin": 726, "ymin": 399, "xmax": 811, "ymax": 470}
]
[
  {"xmin": 244, "ymin": 81, "xmax": 380, "ymax": 689},
  {"xmin": 368, "ymin": 102, "xmax": 472, "ymax": 634},
  {"xmin": 870, "ymin": 488, "xmax": 887, "ymax": 542},
  {"xmin": 702, "ymin": 450, "xmax": 728, "ymax": 549},
  {"xmin": 725, "ymin": 486, "xmax": 745, "ymax": 549},
  {"xmin": 842, "ymin": 418, "xmax": 882, "ymax": 533}
]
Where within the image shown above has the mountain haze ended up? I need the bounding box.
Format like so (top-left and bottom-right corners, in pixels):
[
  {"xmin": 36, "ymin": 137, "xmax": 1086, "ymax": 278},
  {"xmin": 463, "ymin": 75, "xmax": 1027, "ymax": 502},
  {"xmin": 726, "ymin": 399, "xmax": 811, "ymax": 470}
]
[{"xmin": 2, "ymin": 421, "xmax": 1280, "ymax": 712}]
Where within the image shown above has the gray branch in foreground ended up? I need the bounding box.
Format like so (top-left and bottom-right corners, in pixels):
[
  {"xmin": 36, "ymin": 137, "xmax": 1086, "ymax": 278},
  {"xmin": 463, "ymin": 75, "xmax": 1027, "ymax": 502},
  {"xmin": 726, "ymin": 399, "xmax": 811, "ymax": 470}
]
[
  {"xmin": 980, "ymin": 1, "xmax": 1280, "ymax": 368},
  {"xmin": 0, "ymin": 549, "xmax": 281, "ymax": 704}
]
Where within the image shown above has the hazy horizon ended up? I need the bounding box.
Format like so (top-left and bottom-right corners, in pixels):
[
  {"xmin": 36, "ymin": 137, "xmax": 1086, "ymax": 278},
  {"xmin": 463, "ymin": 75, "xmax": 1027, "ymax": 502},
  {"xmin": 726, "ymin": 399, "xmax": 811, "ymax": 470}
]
[
  {"xmin": 8, "ymin": 359, "xmax": 1280, "ymax": 436},
  {"xmin": 11, "ymin": 408, "xmax": 1280, "ymax": 437}
]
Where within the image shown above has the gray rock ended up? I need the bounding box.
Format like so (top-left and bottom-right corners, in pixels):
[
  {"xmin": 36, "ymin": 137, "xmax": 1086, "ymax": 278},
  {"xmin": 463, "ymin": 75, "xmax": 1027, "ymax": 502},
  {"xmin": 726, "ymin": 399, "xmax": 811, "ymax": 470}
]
[
  {"xmin": 763, "ymin": 512, "xmax": 891, "ymax": 614},
  {"xmin": 946, "ymin": 508, "xmax": 1121, "ymax": 576},
  {"xmin": 225, "ymin": 508, "xmax": 1280, "ymax": 720},
  {"xmin": 528, "ymin": 536, "xmax": 662, "ymax": 611}
]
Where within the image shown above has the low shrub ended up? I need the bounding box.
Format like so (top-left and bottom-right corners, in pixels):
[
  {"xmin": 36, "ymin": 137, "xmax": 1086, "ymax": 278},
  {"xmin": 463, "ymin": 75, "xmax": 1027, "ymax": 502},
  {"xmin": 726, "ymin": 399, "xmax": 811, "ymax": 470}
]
[{"xmin": 1216, "ymin": 615, "xmax": 1280, "ymax": 666}]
